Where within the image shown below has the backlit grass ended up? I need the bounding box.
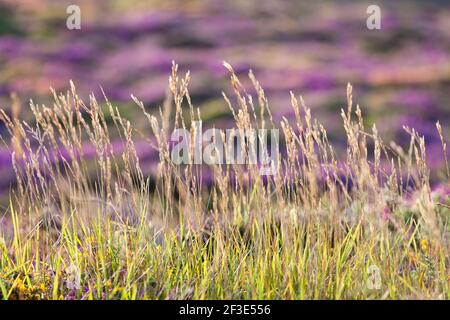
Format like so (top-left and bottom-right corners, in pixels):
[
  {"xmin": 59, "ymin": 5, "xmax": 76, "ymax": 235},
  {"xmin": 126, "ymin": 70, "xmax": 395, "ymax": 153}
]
[{"xmin": 0, "ymin": 63, "xmax": 449, "ymax": 299}]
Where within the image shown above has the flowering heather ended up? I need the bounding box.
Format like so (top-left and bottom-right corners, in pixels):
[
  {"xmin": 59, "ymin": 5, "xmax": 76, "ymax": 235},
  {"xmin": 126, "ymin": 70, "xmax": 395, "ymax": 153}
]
[
  {"xmin": 1, "ymin": 1, "xmax": 450, "ymax": 187},
  {"xmin": 0, "ymin": 0, "xmax": 450, "ymax": 301}
]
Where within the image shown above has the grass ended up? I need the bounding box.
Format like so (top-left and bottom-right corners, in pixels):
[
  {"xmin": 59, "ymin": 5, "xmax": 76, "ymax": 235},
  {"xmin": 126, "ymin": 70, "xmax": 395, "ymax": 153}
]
[{"xmin": 0, "ymin": 62, "xmax": 449, "ymax": 299}]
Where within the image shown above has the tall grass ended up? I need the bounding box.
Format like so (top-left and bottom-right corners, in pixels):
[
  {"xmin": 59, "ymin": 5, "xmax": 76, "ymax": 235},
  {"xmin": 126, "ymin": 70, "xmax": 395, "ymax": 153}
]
[{"xmin": 0, "ymin": 62, "xmax": 449, "ymax": 299}]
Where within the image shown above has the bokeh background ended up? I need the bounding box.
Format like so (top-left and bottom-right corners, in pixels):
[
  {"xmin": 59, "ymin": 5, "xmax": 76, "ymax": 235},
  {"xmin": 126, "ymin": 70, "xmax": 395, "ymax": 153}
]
[{"xmin": 1, "ymin": 0, "xmax": 450, "ymax": 193}]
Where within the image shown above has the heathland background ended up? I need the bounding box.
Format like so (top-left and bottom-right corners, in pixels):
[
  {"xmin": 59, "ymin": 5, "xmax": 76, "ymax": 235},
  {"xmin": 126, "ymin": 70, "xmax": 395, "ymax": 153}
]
[
  {"xmin": 1, "ymin": 0, "xmax": 450, "ymax": 196},
  {"xmin": 0, "ymin": 0, "xmax": 450, "ymax": 300}
]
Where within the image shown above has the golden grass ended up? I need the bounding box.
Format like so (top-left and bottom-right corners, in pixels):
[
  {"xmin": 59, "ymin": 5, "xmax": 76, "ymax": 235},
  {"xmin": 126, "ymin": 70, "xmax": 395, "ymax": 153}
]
[{"xmin": 0, "ymin": 62, "xmax": 449, "ymax": 299}]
